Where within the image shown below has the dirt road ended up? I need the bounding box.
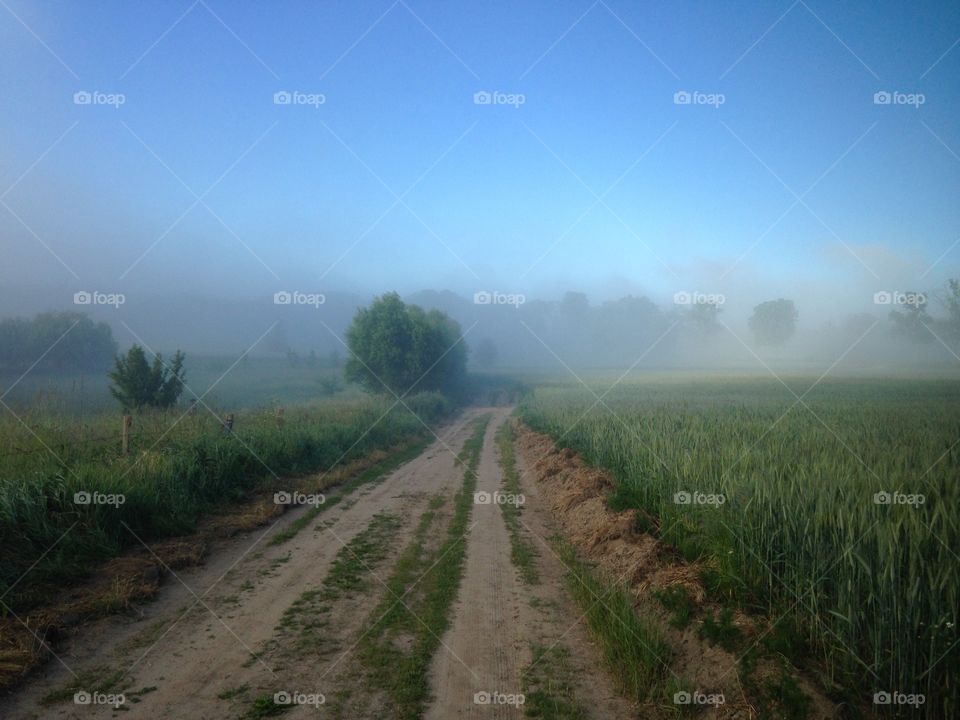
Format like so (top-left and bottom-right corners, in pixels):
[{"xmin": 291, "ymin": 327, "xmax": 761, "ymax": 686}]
[{"xmin": 1, "ymin": 408, "xmax": 636, "ymax": 720}]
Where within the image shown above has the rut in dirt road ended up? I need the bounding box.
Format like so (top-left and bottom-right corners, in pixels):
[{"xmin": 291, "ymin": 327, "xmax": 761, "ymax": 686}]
[{"xmin": 425, "ymin": 411, "xmax": 638, "ymax": 720}]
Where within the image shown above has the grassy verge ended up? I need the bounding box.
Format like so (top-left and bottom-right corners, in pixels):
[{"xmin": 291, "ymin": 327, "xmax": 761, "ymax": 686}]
[
  {"xmin": 494, "ymin": 420, "xmax": 539, "ymax": 584},
  {"xmin": 554, "ymin": 539, "xmax": 670, "ymax": 704},
  {"xmin": 0, "ymin": 392, "xmax": 452, "ymax": 614},
  {"xmin": 268, "ymin": 437, "xmax": 431, "ymax": 546},
  {"xmin": 358, "ymin": 415, "xmax": 490, "ymax": 720},
  {"xmin": 521, "ymin": 644, "xmax": 589, "ymax": 720}
]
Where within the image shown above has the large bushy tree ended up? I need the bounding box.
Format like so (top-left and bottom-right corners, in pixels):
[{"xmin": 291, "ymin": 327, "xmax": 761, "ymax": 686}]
[
  {"xmin": 345, "ymin": 293, "xmax": 467, "ymax": 396},
  {"xmin": 748, "ymin": 299, "xmax": 798, "ymax": 346},
  {"xmin": 109, "ymin": 345, "xmax": 186, "ymax": 410},
  {"xmin": 0, "ymin": 312, "xmax": 116, "ymax": 373}
]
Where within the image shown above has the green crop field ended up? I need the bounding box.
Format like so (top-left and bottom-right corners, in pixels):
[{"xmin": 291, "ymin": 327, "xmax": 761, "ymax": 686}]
[{"xmin": 519, "ymin": 376, "xmax": 960, "ymax": 716}]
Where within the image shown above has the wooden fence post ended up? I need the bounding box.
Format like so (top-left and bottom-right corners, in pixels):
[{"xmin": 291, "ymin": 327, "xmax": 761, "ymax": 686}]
[{"xmin": 122, "ymin": 414, "xmax": 132, "ymax": 455}]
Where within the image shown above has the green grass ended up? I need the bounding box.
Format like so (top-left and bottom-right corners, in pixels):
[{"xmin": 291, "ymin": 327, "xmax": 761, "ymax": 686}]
[
  {"xmin": 266, "ymin": 511, "xmax": 405, "ymax": 663},
  {"xmin": 358, "ymin": 415, "xmax": 490, "ymax": 720},
  {"xmin": 520, "ymin": 377, "xmax": 960, "ymax": 715},
  {"xmin": 521, "ymin": 644, "xmax": 589, "ymax": 720},
  {"xmin": 555, "ymin": 540, "xmax": 670, "ymax": 703},
  {"xmin": 495, "ymin": 420, "xmax": 539, "ymax": 584},
  {"xmin": 0, "ymin": 392, "xmax": 452, "ymax": 614}
]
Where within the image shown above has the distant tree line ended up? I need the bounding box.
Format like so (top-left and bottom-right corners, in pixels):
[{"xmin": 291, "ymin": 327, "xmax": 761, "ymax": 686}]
[{"xmin": 0, "ymin": 312, "xmax": 116, "ymax": 374}]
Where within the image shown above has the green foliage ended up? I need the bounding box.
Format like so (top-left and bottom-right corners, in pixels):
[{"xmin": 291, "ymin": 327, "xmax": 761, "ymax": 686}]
[
  {"xmin": 108, "ymin": 345, "xmax": 186, "ymax": 410},
  {"xmin": 0, "ymin": 394, "xmax": 452, "ymax": 613},
  {"xmin": 888, "ymin": 291, "xmax": 934, "ymax": 343},
  {"xmin": 698, "ymin": 606, "xmax": 741, "ymax": 650},
  {"xmin": 344, "ymin": 293, "xmax": 467, "ymax": 398},
  {"xmin": 519, "ymin": 378, "xmax": 960, "ymax": 714},
  {"xmin": 748, "ymin": 298, "xmax": 798, "ymax": 346},
  {"xmin": 653, "ymin": 585, "xmax": 695, "ymax": 629},
  {"xmin": 0, "ymin": 311, "xmax": 116, "ymax": 373}
]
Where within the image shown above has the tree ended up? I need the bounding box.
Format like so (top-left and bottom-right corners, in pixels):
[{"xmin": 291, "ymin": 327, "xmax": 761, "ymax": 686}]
[
  {"xmin": 687, "ymin": 301, "xmax": 723, "ymax": 334},
  {"xmin": 344, "ymin": 293, "xmax": 467, "ymax": 396},
  {"xmin": 748, "ymin": 299, "xmax": 798, "ymax": 346},
  {"xmin": 473, "ymin": 338, "xmax": 499, "ymax": 368},
  {"xmin": 940, "ymin": 278, "xmax": 960, "ymax": 346},
  {"xmin": 0, "ymin": 312, "xmax": 116, "ymax": 373},
  {"xmin": 109, "ymin": 345, "xmax": 186, "ymax": 410},
  {"xmin": 888, "ymin": 292, "xmax": 933, "ymax": 344}
]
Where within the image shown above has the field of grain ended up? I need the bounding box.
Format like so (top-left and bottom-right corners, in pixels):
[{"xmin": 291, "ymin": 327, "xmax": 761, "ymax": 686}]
[{"xmin": 519, "ymin": 376, "xmax": 959, "ymax": 716}]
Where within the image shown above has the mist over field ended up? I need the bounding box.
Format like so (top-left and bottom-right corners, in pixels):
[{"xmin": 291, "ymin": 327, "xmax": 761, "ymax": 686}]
[{"xmin": 1, "ymin": 2, "xmax": 959, "ymax": 719}]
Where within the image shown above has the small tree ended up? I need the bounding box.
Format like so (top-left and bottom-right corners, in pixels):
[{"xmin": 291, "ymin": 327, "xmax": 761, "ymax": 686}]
[
  {"xmin": 748, "ymin": 299, "xmax": 798, "ymax": 346},
  {"xmin": 109, "ymin": 345, "xmax": 186, "ymax": 410}
]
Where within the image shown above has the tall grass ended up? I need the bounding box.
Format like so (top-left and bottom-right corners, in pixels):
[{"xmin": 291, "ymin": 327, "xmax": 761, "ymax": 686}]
[
  {"xmin": 520, "ymin": 378, "xmax": 959, "ymax": 717},
  {"xmin": 0, "ymin": 392, "xmax": 452, "ymax": 611}
]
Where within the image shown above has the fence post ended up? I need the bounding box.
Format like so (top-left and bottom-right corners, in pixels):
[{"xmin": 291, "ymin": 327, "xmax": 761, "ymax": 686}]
[
  {"xmin": 122, "ymin": 414, "xmax": 132, "ymax": 455},
  {"xmin": 276, "ymin": 407, "xmax": 285, "ymax": 429}
]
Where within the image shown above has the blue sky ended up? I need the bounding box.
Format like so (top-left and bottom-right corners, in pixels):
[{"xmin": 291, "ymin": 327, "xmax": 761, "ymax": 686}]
[{"xmin": 1, "ymin": 0, "xmax": 958, "ymax": 312}]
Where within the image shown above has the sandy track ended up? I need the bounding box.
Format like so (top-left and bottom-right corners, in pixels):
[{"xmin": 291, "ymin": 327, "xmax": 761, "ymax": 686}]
[
  {"xmin": 0, "ymin": 410, "xmax": 484, "ymax": 720},
  {"xmin": 3, "ymin": 407, "xmax": 641, "ymax": 720},
  {"xmin": 425, "ymin": 408, "xmax": 524, "ymax": 720},
  {"xmin": 426, "ymin": 411, "xmax": 637, "ymax": 720}
]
